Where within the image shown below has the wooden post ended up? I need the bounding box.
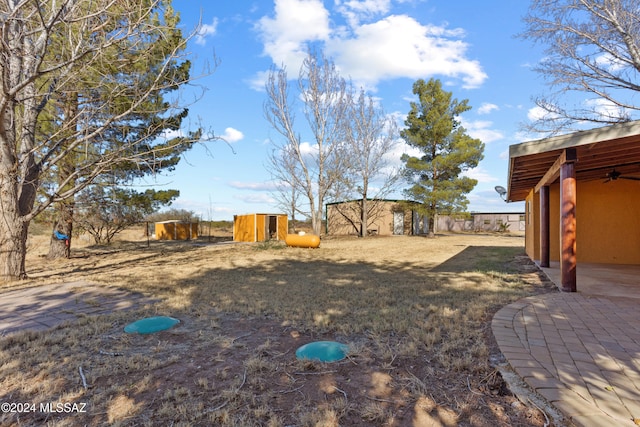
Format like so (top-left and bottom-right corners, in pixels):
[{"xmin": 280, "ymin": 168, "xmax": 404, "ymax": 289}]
[
  {"xmin": 540, "ymin": 185, "xmax": 550, "ymax": 268},
  {"xmin": 560, "ymin": 158, "xmax": 577, "ymax": 292}
]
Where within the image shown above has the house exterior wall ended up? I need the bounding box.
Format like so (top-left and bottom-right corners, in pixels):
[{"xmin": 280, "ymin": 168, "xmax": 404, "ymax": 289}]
[
  {"xmin": 578, "ymin": 180, "xmax": 639, "ymax": 263},
  {"xmin": 434, "ymin": 215, "xmax": 470, "ymax": 232},
  {"xmin": 525, "ymin": 179, "xmax": 640, "ymax": 264},
  {"xmin": 326, "ymin": 200, "xmax": 414, "ymax": 236}
]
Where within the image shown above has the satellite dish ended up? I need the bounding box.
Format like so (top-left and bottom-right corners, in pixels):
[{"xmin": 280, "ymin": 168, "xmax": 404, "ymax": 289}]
[{"xmin": 494, "ymin": 185, "xmax": 507, "ymax": 201}]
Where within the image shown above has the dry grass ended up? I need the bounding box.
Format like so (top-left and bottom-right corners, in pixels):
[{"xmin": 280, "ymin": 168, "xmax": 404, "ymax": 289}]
[{"xmin": 0, "ymin": 229, "xmax": 556, "ymax": 426}]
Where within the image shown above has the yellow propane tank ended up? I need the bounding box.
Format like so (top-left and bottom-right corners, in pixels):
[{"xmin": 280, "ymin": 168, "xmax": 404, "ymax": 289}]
[{"xmin": 285, "ymin": 233, "xmax": 320, "ymax": 248}]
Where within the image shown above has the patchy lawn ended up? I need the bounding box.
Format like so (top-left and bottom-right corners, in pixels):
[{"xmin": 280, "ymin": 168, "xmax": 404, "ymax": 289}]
[{"xmin": 1, "ymin": 232, "xmax": 557, "ymax": 426}]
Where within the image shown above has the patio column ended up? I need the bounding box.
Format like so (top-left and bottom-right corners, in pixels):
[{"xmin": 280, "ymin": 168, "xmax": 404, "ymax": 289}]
[
  {"xmin": 560, "ymin": 158, "xmax": 577, "ymax": 292},
  {"xmin": 539, "ymin": 185, "xmax": 550, "ymax": 268}
]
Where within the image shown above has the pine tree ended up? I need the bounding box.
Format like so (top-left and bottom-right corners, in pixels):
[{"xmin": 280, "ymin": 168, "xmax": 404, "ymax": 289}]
[
  {"xmin": 41, "ymin": 2, "xmax": 195, "ymax": 259},
  {"xmin": 401, "ymin": 78, "xmax": 484, "ymax": 236},
  {"xmin": 0, "ymin": 0, "xmax": 201, "ymax": 280}
]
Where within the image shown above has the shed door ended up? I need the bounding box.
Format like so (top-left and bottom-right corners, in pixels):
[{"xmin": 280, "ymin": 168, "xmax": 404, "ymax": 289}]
[
  {"xmin": 267, "ymin": 215, "xmax": 278, "ymax": 240},
  {"xmin": 393, "ymin": 212, "xmax": 404, "ymax": 235}
]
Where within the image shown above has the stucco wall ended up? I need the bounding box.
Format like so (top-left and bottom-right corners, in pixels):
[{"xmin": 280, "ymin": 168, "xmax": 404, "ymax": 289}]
[
  {"xmin": 326, "ymin": 201, "xmax": 412, "ymax": 236},
  {"xmin": 525, "ymin": 179, "xmax": 640, "ymax": 264},
  {"xmin": 577, "ymin": 179, "xmax": 640, "ymax": 263}
]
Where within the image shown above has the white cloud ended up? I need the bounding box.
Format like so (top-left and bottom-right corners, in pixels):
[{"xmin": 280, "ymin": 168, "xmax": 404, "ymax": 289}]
[
  {"xmin": 220, "ymin": 127, "xmax": 244, "ymax": 143},
  {"xmin": 513, "ymin": 129, "xmax": 543, "ymax": 144},
  {"xmin": 247, "ymin": 70, "xmax": 270, "ymax": 92},
  {"xmin": 254, "ymin": 3, "xmax": 487, "ymax": 91},
  {"xmin": 160, "ymin": 129, "xmax": 185, "ymax": 140},
  {"xmin": 478, "ymin": 103, "xmax": 499, "ymax": 115},
  {"xmin": 336, "ymin": 0, "xmax": 391, "ymax": 27},
  {"xmin": 462, "ymin": 167, "xmax": 499, "ymax": 183},
  {"xmin": 527, "ymin": 105, "xmax": 551, "ymax": 122},
  {"xmin": 584, "ymin": 98, "xmax": 628, "ymax": 121},
  {"xmin": 466, "ymin": 190, "xmax": 520, "ymax": 212},
  {"xmin": 256, "ymin": 0, "xmax": 330, "ymax": 71},
  {"xmin": 228, "ymin": 181, "xmax": 278, "ymax": 191},
  {"xmin": 195, "ymin": 18, "xmax": 218, "ymax": 46},
  {"xmin": 595, "ymin": 53, "xmax": 626, "ymax": 73},
  {"xmin": 234, "ymin": 193, "xmax": 277, "ymax": 204},
  {"xmin": 327, "ymin": 15, "xmax": 487, "ymax": 89},
  {"xmin": 299, "ymin": 141, "xmax": 320, "ymax": 156},
  {"xmin": 461, "ymin": 119, "xmax": 504, "ymax": 143}
]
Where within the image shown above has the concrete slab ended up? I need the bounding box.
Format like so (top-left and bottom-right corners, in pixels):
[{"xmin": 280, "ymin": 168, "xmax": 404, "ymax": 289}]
[{"xmin": 0, "ymin": 281, "xmax": 157, "ymax": 337}]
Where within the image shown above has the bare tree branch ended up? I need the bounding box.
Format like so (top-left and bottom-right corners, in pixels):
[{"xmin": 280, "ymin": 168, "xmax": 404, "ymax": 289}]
[
  {"xmin": 263, "ymin": 50, "xmax": 350, "ymax": 235},
  {"xmin": 521, "ymin": 0, "xmax": 640, "ymax": 133},
  {"xmin": 0, "ymin": 0, "xmax": 208, "ymax": 280}
]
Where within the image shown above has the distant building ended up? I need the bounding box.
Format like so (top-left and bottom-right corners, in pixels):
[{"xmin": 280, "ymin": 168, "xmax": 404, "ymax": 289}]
[
  {"xmin": 325, "ymin": 199, "xmax": 415, "ymax": 236},
  {"xmin": 325, "ymin": 199, "xmax": 524, "ymax": 236},
  {"xmin": 438, "ymin": 212, "xmax": 525, "ymax": 234},
  {"xmin": 233, "ymin": 213, "xmax": 288, "ymax": 242},
  {"xmin": 155, "ymin": 220, "xmax": 198, "ymax": 240}
]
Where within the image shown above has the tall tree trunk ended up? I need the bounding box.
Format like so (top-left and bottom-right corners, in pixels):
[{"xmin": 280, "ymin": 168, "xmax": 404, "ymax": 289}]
[
  {"xmin": 48, "ymin": 94, "xmax": 78, "ymax": 259},
  {"xmin": 312, "ymin": 208, "xmax": 322, "ymax": 236},
  {"xmin": 48, "ymin": 201, "xmax": 73, "ymax": 259},
  {"xmin": 0, "ymin": 180, "xmax": 29, "ymax": 281},
  {"xmin": 0, "ymin": 8, "xmax": 36, "ymax": 281},
  {"xmin": 360, "ymin": 197, "xmax": 368, "ymax": 237},
  {"xmin": 427, "ymin": 203, "xmax": 436, "ymax": 237}
]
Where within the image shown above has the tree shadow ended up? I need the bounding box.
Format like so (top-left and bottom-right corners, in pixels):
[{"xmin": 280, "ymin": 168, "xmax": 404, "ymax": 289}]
[{"xmin": 1, "ymin": 243, "xmax": 560, "ymax": 426}]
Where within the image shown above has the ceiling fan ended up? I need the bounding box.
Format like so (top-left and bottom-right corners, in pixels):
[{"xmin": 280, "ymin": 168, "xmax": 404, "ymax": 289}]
[{"xmin": 604, "ymin": 169, "xmax": 640, "ymax": 183}]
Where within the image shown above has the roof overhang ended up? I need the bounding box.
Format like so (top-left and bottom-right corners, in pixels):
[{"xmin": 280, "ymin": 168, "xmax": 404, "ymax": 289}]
[{"xmin": 507, "ymin": 120, "xmax": 640, "ymax": 201}]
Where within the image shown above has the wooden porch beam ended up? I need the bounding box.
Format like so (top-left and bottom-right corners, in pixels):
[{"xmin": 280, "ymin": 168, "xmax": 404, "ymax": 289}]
[
  {"xmin": 535, "ymin": 148, "xmax": 578, "ymax": 193},
  {"xmin": 560, "ymin": 154, "xmax": 577, "ymax": 292},
  {"xmin": 539, "ymin": 185, "xmax": 550, "ymax": 268}
]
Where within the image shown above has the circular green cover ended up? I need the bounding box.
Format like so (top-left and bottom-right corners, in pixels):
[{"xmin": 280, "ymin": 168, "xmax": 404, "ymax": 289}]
[
  {"xmin": 124, "ymin": 316, "xmax": 180, "ymax": 334},
  {"xmin": 295, "ymin": 341, "xmax": 349, "ymax": 362}
]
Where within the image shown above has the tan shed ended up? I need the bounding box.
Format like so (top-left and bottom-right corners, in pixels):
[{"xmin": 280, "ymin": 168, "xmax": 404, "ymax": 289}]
[
  {"xmin": 155, "ymin": 220, "xmax": 198, "ymax": 240},
  {"xmin": 233, "ymin": 213, "xmax": 288, "ymax": 242}
]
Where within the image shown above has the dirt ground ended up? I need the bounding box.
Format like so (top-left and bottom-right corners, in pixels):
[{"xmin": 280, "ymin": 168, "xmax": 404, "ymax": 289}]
[{"xmin": 0, "ymin": 231, "xmax": 560, "ymax": 426}]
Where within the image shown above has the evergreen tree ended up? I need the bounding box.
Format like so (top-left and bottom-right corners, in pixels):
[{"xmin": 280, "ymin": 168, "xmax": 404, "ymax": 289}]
[
  {"xmin": 401, "ymin": 79, "xmax": 484, "ymax": 236},
  {"xmin": 41, "ymin": 2, "xmax": 195, "ymax": 259},
  {"xmin": 0, "ymin": 0, "xmax": 201, "ymax": 280}
]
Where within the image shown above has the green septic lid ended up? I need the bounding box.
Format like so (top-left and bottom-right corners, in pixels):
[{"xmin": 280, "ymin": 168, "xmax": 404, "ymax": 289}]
[
  {"xmin": 295, "ymin": 341, "xmax": 349, "ymax": 362},
  {"xmin": 124, "ymin": 316, "xmax": 180, "ymax": 334}
]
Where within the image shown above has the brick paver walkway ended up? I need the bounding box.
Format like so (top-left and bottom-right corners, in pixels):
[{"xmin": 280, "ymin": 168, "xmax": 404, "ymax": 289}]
[
  {"xmin": 493, "ymin": 293, "xmax": 640, "ymax": 426},
  {"xmin": 0, "ymin": 281, "xmax": 156, "ymax": 336}
]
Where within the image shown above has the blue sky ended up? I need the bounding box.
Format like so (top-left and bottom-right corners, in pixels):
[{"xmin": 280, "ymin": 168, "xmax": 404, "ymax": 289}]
[{"xmin": 150, "ymin": 0, "xmax": 550, "ymax": 221}]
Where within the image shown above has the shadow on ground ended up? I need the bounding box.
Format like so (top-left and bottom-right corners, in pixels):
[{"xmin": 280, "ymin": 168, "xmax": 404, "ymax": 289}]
[{"xmin": 0, "ymin": 239, "xmax": 555, "ymax": 426}]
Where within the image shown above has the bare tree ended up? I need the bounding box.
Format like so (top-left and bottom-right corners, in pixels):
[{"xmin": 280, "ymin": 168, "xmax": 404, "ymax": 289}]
[
  {"xmin": 264, "ymin": 51, "xmax": 350, "ymax": 235},
  {"xmin": 267, "ymin": 143, "xmax": 303, "ymax": 230},
  {"xmin": 336, "ymin": 89, "xmax": 400, "ymax": 237},
  {"xmin": 0, "ymin": 1, "xmax": 202, "ymax": 281},
  {"xmin": 521, "ymin": 0, "xmax": 640, "ymax": 133}
]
